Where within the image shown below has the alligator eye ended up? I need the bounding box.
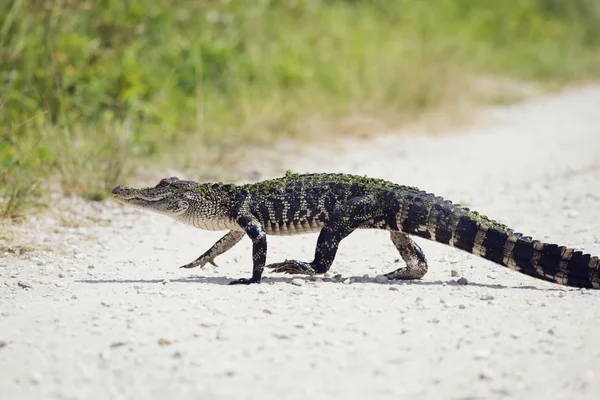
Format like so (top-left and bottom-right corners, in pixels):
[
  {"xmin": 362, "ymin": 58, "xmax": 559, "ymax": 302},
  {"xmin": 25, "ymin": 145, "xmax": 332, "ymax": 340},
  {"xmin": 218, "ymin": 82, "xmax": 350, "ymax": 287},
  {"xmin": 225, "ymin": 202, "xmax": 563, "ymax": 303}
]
[{"xmin": 158, "ymin": 177, "xmax": 180, "ymax": 186}]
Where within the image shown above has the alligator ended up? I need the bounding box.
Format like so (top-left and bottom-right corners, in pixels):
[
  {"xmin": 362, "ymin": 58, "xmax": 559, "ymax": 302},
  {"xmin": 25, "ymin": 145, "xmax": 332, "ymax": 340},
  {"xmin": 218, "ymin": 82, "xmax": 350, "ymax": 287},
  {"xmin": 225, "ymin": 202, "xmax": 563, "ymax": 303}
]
[{"xmin": 112, "ymin": 172, "xmax": 599, "ymax": 288}]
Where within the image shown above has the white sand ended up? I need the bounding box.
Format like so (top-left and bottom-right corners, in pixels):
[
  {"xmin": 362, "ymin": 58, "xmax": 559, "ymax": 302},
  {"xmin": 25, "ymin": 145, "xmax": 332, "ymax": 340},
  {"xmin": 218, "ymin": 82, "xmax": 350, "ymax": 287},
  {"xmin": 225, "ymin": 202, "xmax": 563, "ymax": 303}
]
[{"xmin": 1, "ymin": 85, "xmax": 600, "ymax": 400}]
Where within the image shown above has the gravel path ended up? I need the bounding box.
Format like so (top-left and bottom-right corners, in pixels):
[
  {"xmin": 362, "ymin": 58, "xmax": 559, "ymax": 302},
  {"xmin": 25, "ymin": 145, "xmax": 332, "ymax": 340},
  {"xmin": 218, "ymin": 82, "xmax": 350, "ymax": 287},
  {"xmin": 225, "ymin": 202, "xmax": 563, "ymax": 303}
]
[{"xmin": 1, "ymin": 85, "xmax": 600, "ymax": 400}]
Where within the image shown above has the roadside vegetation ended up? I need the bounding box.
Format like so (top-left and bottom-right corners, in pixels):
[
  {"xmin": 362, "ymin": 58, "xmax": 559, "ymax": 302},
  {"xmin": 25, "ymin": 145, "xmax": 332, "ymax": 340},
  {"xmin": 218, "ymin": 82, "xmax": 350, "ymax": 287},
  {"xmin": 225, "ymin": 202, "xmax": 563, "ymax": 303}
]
[{"xmin": 2, "ymin": 0, "xmax": 600, "ymax": 219}]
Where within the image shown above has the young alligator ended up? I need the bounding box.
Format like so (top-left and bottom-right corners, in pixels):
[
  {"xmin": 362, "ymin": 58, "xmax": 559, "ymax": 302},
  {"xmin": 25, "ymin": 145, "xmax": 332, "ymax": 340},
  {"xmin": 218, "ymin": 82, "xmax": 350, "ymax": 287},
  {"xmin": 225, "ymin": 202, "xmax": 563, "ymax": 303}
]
[{"xmin": 112, "ymin": 172, "xmax": 600, "ymax": 288}]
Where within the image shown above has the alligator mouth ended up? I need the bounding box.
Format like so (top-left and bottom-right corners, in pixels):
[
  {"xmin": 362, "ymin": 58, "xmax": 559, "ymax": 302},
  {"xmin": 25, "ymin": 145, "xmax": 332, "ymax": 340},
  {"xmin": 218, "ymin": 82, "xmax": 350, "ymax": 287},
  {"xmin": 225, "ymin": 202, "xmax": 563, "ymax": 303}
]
[{"xmin": 111, "ymin": 186, "xmax": 169, "ymax": 202}]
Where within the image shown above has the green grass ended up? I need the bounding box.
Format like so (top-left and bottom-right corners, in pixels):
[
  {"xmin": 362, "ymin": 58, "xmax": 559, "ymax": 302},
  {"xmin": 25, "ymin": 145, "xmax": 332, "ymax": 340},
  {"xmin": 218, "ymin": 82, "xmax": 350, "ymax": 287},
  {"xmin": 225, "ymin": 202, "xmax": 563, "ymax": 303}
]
[{"xmin": 2, "ymin": 0, "xmax": 600, "ymax": 219}]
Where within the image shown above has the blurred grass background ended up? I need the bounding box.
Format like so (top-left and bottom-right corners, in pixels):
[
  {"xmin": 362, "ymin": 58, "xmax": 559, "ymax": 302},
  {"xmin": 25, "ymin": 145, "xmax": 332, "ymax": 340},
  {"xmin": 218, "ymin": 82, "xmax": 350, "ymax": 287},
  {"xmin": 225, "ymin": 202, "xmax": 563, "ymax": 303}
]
[{"xmin": 2, "ymin": 0, "xmax": 600, "ymax": 219}]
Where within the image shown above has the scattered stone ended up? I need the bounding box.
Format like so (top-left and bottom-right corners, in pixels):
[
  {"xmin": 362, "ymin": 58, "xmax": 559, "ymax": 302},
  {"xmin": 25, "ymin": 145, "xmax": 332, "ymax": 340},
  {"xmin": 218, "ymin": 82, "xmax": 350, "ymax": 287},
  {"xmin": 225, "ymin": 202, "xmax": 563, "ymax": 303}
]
[
  {"xmin": 450, "ymin": 270, "xmax": 459, "ymax": 277},
  {"xmin": 375, "ymin": 275, "xmax": 389, "ymax": 283},
  {"xmin": 30, "ymin": 372, "xmax": 43, "ymax": 385},
  {"xmin": 272, "ymin": 333, "xmax": 291, "ymax": 340},
  {"xmin": 0, "ymin": 341, "xmax": 7, "ymax": 349},
  {"xmin": 161, "ymin": 279, "xmax": 170, "ymax": 285},
  {"xmin": 58, "ymin": 272, "xmax": 64, "ymax": 278},
  {"xmin": 474, "ymin": 349, "xmax": 491, "ymax": 360},
  {"xmin": 479, "ymin": 368, "xmax": 494, "ymax": 380},
  {"xmin": 262, "ymin": 309, "xmax": 273, "ymax": 314},
  {"xmin": 291, "ymin": 278, "xmax": 304, "ymax": 286},
  {"xmin": 333, "ymin": 274, "xmax": 342, "ymax": 280},
  {"xmin": 389, "ymin": 287, "xmax": 399, "ymax": 291},
  {"xmin": 158, "ymin": 338, "xmax": 172, "ymax": 346},
  {"xmin": 458, "ymin": 304, "xmax": 466, "ymax": 309},
  {"xmin": 110, "ymin": 341, "xmax": 127, "ymax": 349},
  {"xmin": 88, "ymin": 265, "xmax": 95, "ymax": 269},
  {"xmin": 480, "ymin": 294, "xmax": 495, "ymax": 301},
  {"xmin": 342, "ymin": 278, "xmax": 352, "ymax": 285},
  {"xmin": 457, "ymin": 277, "xmax": 468, "ymax": 285},
  {"xmin": 415, "ymin": 296, "xmax": 423, "ymax": 303},
  {"xmin": 429, "ymin": 318, "xmax": 440, "ymax": 324},
  {"xmin": 547, "ymin": 328, "xmax": 555, "ymax": 336},
  {"xmin": 439, "ymin": 299, "xmax": 446, "ymax": 304},
  {"xmin": 17, "ymin": 281, "xmax": 32, "ymax": 289}
]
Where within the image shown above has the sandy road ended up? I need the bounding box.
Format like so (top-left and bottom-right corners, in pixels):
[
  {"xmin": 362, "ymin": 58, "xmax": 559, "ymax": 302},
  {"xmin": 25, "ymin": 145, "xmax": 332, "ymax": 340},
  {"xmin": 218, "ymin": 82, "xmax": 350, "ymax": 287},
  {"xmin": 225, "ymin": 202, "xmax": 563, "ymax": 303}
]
[{"xmin": 1, "ymin": 85, "xmax": 600, "ymax": 400}]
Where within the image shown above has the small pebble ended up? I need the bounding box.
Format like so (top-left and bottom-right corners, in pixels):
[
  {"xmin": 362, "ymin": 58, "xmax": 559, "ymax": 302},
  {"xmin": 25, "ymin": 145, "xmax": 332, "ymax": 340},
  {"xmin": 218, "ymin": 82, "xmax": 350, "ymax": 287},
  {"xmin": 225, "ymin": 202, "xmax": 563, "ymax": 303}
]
[
  {"xmin": 273, "ymin": 333, "xmax": 291, "ymax": 340},
  {"xmin": 158, "ymin": 338, "xmax": 172, "ymax": 346},
  {"xmin": 450, "ymin": 270, "xmax": 459, "ymax": 277},
  {"xmin": 458, "ymin": 304, "xmax": 466, "ymax": 309},
  {"xmin": 389, "ymin": 287, "xmax": 399, "ymax": 291},
  {"xmin": 342, "ymin": 278, "xmax": 352, "ymax": 284},
  {"xmin": 162, "ymin": 279, "xmax": 170, "ymax": 285},
  {"xmin": 30, "ymin": 373, "xmax": 43, "ymax": 385},
  {"xmin": 474, "ymin": 349, "xmax": 491, "ymax": 360},
  {"xmin": 567, "ymin": 209, "xmax": 579, "ymax": 219},
  {"xmin": 375, "ymin": 275, "xmax": 389, "ymax": 283},
  {"xmin": 479, "ymin": 368, "xmax": 495, "ymax": 380},
  {"xmin": 480, "ymin": 294, "xmax": 495, "ymax": 301},
  {"xmin": 0, "ymin": 341, "xmax": 7, "ymax": 348},
  {"xmin": 457, "ymin": 277, "xmax": 468, "ymax": 285},
  {"xmin": 58, "ymin": 272, "xmax": 64, "ymax": 278},
  {"xmin": 17, "ymin": 281, "xmax": 32, "ymax": 289},
  {"xmin": 333, "ymin": 274, "xmax": 342, "ymax": 280},
  {"xmin": 291, "ymin": 278, "xmax": 304, "ymax": 286}
]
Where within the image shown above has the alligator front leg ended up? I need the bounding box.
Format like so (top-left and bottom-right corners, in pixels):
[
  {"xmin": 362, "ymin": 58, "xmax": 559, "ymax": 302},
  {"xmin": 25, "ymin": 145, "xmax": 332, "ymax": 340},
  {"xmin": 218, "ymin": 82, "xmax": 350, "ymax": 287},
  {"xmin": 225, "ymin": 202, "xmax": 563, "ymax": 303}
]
[
  {"xmin": 229, "ymin": 215, "xmax": 267, "ymax": 285},
  {"xmin": 179, "ymin": 230, "xmax": 245, "ymax": 269}
]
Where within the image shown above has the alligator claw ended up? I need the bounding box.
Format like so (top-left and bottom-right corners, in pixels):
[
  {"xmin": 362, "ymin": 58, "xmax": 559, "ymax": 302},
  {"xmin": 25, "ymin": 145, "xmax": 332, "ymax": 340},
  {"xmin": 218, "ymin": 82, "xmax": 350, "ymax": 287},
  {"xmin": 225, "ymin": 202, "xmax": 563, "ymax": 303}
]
[
  {"xmin": 229, "ymin": 277, "xmax": 260, "ymax": 285},
  {"xmin": 267, "ymin": 260, "xmax": 316, "ymax": 275}
]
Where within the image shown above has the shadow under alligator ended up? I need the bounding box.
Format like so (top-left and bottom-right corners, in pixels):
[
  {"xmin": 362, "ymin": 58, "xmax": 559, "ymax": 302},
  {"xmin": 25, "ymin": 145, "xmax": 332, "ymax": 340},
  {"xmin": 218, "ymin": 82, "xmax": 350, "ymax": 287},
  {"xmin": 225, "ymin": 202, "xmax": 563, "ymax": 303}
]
[{"xmin": 77, "ymin": 275, "xmax": 563, "ymax": 291}]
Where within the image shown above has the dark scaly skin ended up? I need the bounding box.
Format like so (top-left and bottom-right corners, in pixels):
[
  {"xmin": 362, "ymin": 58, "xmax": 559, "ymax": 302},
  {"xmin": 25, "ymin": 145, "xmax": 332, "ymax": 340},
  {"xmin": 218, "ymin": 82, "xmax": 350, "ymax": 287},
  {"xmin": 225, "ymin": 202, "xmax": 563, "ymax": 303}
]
[{"xmin": 112, "ymin": 172, "xmax": 600, "ymax": 288}]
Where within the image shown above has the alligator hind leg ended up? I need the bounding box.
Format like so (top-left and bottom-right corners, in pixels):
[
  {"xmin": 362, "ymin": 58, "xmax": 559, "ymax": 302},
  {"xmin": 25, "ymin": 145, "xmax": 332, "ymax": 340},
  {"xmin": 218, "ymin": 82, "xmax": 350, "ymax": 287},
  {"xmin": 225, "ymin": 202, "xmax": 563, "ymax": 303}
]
[{"xmin": 384, "ymin": 232, "xmax": 428, "ymax": 280}]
